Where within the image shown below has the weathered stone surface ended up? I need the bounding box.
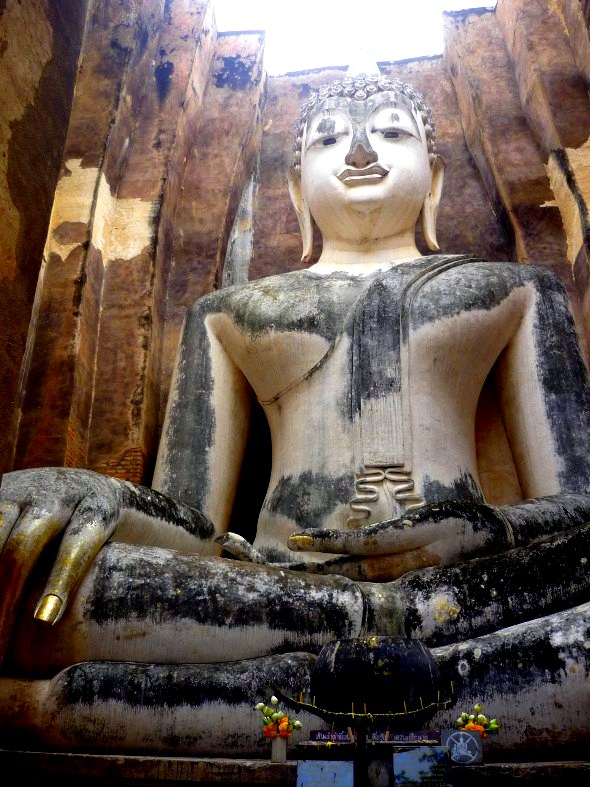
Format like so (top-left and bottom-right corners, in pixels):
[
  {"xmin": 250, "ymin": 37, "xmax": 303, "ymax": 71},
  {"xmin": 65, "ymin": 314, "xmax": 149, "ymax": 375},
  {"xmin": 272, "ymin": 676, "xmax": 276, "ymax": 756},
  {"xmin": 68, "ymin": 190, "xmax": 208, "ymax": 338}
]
[
  {"xmin": 497, "ymin": 0, "xmax": 590, "ymax": 154},
  {"xmin": 160, "ymin": 30, "xmax": 265, "ymax": 420},
  {"xmin": 0, "ymin": 751, "xmax": 588, "ymax": 787},
  {"xmin": 444, "ymin": 9, "xmax": 569, "ymax": 270},
  {"xmin": 560, "ymin": 0, "xmax": 590, "ymax": 86},
  {"xmin": 10, "ymin": 0, "xmax": 164, "ymax": 473},
  {"xmin": 431, "ymin": 603, "xmax": 590, "ymax": 759},
  {"xmin": 9, "ymin": 0, "xmax": 221, "ymax": 484},
  {"xmin": 88, "ymin": 0, "xmax": 218, "ymax": 483},
  {"xmin": 0, "ymin": 750, "xmax": 298, "ymax": 785},
  {"xmin": 0, "ymin": 0, "xmax": 87, "ymax": 475}
]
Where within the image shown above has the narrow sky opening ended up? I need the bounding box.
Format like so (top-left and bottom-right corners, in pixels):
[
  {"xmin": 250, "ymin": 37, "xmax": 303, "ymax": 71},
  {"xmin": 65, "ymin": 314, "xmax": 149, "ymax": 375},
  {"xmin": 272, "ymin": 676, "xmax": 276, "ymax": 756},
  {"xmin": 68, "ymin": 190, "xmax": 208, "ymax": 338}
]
[{"xmin": 214, "ymin": 1, "xmax": 496, "ymax": 75}]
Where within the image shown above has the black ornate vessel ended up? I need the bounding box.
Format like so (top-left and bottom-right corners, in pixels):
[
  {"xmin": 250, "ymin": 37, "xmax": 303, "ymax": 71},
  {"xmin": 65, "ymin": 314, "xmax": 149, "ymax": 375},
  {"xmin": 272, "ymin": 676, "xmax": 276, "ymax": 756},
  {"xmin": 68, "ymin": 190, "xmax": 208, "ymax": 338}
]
[
  {"xmin": 272, "ymin": 635, "xmax": 451, "ymax": 728},
  {"xmin": 310, "ymin": 636, "xmax": 441, "ymax": 726}
]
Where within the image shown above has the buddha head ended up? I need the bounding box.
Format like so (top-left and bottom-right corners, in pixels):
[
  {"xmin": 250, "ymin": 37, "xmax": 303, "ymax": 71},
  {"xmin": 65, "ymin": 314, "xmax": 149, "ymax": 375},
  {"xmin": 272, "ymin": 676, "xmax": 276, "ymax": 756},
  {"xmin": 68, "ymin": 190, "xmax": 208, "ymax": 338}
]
[{"xmin": 288, "ymin": 74, "xmax": 444, "ymax": 262}]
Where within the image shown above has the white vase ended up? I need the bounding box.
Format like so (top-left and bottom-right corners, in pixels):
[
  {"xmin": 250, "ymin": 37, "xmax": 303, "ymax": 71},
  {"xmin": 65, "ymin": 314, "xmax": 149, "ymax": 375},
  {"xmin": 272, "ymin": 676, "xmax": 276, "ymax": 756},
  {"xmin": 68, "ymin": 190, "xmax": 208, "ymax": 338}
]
[{"xmin": 271, "ymin": 735, "xmax": 288, "ymax": 763}]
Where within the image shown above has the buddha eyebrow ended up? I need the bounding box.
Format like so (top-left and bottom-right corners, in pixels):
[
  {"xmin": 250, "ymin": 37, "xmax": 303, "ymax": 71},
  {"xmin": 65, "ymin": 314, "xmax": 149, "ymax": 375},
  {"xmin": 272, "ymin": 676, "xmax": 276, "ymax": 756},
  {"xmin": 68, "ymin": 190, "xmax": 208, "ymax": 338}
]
[
  {"xmin": 372, "ymin": 105, "xmax": 420, "ymax": 138},
  {"xmin": 316, "ymin": 117, "xmax": 337, "ymax": 135}
]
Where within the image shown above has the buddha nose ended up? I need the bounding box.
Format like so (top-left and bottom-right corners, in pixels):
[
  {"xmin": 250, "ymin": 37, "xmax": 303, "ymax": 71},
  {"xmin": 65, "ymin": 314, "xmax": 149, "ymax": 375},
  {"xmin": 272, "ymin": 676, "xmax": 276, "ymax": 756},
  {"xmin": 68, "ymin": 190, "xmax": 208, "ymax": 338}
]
[{"xmin": 345, "ymin": 137, "xmax": 378, "ymax": 169}]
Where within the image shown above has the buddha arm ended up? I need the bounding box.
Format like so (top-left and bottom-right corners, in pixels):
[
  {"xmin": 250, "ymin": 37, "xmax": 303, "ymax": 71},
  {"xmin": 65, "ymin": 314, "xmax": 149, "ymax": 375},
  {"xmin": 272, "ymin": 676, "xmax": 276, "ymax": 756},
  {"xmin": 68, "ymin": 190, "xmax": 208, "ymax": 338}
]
[
  {"xmin": 476, "ymin": 269, "xmax": 590, "ymax": 546},
  {"xmin": 491, "ymin": 266, "xmax": 590, "ymax": 541},
  {"xmin": 494, "ymin": 267, "xmax": 590, "ymax": 497},
  {"xmin": 152, "ymin": 296, "xmax": 253, "ymax": 536}
]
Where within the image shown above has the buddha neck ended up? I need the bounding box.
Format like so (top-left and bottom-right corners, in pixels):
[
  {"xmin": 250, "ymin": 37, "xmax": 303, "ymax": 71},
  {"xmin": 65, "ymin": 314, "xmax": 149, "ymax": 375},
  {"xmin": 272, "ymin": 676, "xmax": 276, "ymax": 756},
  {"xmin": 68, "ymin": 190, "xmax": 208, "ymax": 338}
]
[{"xmin": 308, "ymin": 230, "xmax": 423, "ymax": 276}]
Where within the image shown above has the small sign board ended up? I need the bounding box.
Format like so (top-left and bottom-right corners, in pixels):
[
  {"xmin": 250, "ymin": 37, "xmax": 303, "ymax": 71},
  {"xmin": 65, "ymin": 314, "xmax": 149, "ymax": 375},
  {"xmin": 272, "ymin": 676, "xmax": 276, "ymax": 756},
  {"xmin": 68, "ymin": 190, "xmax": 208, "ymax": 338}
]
[
  {"xmin": 296, "ymin": 760, "xmax": 354, "ymax": 787},
  {"xmin": 310, "ymin": 730, "xmax": 352, "ymax": 743},
  {"xmin": 442, "ymin": 729, "xmax": 483, "ymax": 765},
  {"xmin": 310, "ymin": 729, "xmax": 440, "ymax": 743},
  {"xmin": 393, "ymin": 746, "xmax": 452, "ymax": 786},
  {"xmin": 385, "ymin": 730, "xmax": 441, "ymax": 743}
]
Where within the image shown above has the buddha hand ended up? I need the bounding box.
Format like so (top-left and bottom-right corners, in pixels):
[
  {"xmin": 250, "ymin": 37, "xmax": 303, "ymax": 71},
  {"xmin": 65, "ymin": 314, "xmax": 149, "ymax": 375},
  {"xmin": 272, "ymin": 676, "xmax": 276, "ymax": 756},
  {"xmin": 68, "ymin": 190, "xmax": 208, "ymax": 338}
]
[
  {"xmin": 0, "ymin": 467, "xmax": 121, "ymax": 658},
  {"xmin": 286, "ymin": 500, "xmax": 515, "ymax": 582},
  {"xmin": 0, "ymin": 467, "xmax": 216, "ymax": 664}
]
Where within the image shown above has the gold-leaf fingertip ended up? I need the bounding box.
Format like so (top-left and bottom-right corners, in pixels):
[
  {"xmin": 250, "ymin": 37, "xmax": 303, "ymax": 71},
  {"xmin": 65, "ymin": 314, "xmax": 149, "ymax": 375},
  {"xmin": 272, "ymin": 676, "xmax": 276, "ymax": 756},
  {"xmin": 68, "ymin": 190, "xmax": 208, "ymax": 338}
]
[
  {"xmin": 289, "ymin": 535, "xmax": 314, "ymax": 548},
  {"xmin": 34, "ymin": 594, "xmax": 63, "ymax": 625}
]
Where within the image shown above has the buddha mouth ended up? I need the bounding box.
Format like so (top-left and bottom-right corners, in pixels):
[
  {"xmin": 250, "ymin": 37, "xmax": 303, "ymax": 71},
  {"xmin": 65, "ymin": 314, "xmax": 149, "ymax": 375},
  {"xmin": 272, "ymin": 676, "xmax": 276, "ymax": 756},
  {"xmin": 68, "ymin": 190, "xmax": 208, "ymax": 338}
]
[{"xmin": 337, "ymin": 164, "xmax": 389, "ymax": 184}]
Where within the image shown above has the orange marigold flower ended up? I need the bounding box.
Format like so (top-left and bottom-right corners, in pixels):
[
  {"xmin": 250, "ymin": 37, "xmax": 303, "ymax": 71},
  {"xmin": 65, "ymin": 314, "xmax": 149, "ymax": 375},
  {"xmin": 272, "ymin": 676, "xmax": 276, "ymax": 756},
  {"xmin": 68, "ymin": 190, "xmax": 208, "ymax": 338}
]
[
  {"xmin": 278, "ymin": 713, "xmax": 292, "ymax": 737},
  {"xmin": 263, "ymin": 724, "xmax": 278, "ymax": 739},
  {"xmin": 464, "ymin": 722, "xmax": 476, "ymax": 730},
  {"xmin": 473, "ymin": 724, "xmax": 485, "ymax": 733}
]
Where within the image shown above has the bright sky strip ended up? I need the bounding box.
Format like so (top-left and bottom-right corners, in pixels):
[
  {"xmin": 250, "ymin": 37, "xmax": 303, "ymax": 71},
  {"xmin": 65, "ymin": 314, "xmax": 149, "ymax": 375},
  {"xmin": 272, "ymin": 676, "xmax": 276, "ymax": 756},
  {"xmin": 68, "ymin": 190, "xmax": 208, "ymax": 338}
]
[{"xmin": 213, "ymin": 1, "xmax": 496, "ymax": 75}]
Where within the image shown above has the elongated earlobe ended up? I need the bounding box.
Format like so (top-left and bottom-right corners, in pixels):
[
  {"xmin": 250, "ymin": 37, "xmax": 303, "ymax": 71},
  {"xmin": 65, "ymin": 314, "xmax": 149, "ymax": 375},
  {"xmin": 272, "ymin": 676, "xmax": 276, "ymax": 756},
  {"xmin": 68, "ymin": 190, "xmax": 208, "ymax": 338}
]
[
  {"xmin": 422, "ymin": 155, "xmax": 445, "ymax": 252},
  {"xmin": 287, "ymin": 167, "xmax": 314, "ymax": 262}
]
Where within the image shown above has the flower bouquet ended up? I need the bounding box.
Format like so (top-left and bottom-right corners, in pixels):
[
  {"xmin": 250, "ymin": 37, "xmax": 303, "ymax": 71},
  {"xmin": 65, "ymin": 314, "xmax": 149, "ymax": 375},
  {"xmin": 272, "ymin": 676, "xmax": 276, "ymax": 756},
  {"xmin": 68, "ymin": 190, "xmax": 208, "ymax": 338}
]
[
  {"xmin": 255, "ymin": 695, "xmax": 302, "ymax": 762},
  {"xmin": 454, "ymin": 702, "xmax": 500, "ymax": 738}
]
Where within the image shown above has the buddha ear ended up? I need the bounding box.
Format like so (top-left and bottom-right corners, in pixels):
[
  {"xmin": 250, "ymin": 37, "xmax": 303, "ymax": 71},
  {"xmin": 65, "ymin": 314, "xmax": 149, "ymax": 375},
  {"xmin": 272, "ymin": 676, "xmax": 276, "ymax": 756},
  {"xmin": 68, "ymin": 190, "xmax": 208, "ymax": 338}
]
[
  {"xmin": 422, "ymin": 154, "xmax": 445, "ymax": 252},
  {"xmin": 287, "ymin": 166, "xmax": 314, "ymax": 263}
]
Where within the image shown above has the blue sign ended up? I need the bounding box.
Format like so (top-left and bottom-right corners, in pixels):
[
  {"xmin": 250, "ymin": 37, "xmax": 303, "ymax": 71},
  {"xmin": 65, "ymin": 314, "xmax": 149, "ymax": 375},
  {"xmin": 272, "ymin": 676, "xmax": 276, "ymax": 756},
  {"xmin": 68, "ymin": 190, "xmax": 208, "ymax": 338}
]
[
  {"xmin": 296, "ymin": 760, "xmax": 354, "ymax": 787},
  {"xmin": 393, "ymin": 746, "xmax": 453, "ymax": 785}
]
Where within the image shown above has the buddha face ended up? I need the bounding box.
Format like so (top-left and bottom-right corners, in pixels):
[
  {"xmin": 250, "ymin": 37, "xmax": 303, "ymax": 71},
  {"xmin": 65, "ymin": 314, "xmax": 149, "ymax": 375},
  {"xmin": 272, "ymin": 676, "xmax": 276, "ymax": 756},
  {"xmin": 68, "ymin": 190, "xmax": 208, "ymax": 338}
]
[{"xmin": 299, "ymin": 91, "xmax": 432, "ymax": 243}]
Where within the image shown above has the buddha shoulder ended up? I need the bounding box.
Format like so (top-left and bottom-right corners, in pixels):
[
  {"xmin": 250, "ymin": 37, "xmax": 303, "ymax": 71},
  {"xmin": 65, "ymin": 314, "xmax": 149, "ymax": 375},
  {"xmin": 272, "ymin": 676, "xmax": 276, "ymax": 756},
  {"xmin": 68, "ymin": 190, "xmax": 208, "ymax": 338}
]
[
  {"xmin": 185, "ymin": 269, "xmax": 362, "ymax": 341},
  {"xmin": 410, "ymin": 259, "xmax": 570, "ymax": 323}
]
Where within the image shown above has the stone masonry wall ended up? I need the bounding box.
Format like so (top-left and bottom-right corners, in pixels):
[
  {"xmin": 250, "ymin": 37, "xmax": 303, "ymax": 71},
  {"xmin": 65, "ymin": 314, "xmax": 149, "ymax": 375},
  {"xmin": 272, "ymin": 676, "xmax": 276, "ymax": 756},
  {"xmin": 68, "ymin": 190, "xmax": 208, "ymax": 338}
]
[{"xmin": 0, "ymin": 0, "xmax": 88, "ymax": 476}]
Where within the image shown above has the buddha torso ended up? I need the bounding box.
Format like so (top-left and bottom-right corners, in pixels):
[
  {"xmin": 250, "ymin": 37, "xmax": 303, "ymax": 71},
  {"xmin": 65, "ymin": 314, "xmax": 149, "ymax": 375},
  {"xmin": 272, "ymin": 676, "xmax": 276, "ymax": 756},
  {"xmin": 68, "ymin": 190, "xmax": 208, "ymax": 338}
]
[{"xmin": 188, "ymin": 256, "xmax": 560, "ymax": 561}]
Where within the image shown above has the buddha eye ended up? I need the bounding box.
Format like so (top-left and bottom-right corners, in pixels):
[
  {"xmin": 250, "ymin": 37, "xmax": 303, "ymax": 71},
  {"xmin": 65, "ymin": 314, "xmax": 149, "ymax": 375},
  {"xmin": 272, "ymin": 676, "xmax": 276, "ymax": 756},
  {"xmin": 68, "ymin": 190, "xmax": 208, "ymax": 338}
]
[
  {"xmin": 322, "ymin": 137, "xmax": 337, "ymax": 146},
  {"xmin": 371, "ymin": 126, "xmax": 405, "ymax": 139}
]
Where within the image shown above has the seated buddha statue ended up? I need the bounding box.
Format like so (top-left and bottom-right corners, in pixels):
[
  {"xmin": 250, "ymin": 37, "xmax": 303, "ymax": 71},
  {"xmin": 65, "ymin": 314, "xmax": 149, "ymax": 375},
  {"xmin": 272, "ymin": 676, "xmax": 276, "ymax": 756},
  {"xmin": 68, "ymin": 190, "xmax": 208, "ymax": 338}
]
[{"xmin": 1, "ymin": 72, "xmax": 590, "ymax": 754}]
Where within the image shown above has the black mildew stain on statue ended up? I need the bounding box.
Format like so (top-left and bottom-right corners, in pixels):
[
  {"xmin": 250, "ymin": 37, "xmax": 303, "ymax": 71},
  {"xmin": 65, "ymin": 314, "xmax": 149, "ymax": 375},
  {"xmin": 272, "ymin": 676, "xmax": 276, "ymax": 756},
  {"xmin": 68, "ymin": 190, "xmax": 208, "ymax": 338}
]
[
  {"xmin": 409, "ymin": 260, "xmax": 520, "ymax": 328},
  {"xmin": 258, "ymin": 544, "xmax": 293, "ymax": 563},
  {"xmin": 159, "ymin": 269, "xmax": 366, "ymax": 503},
  {"xmin": 406, "ymin": 500, "xmax": 507, "ymax": 541},
  {"xmin": 406, "ymin": 259, "xmax": 590, "ymax": 491},
  {"xmin": 350, "ymin": 257, "xmax": 447, "ymax": 418},
  {"xmin": 86, "ymin": 544, "xmax": 360, "ymax": 642},
  {"xmin": 395, "ymin": 520, "xmax": 590, "ymax": 647},
  {"xmin": 157, "ymin": 303, "xmax": 215, "ymax": 508},
  {"xmin": 119, "ymin": 483, "xmax": 214, "ymax": 539},
  {"xmin": 504, "ymin": 493, "xmax": 590, "ymax": 547},
  {"xmin": 266, "ymin": 471, "xmax": 354, "ymax": 529},
  {"xmin": 209, "ymin": 270, "xmax": 364, "ymax": 342},
  {"xmin": 422, "ymin": 471, "xmax": 484, "ymax": 505},
  {"xmin": 58, "ymin": 653, "xmax": 315, "ymax": 710},
  {"xmin": 528, "ymin": 268, "xmax": 590, "ymax": 493},
  {"xmin": 432, "ymin": 608, "xmax": 589, "ymax": 714}
]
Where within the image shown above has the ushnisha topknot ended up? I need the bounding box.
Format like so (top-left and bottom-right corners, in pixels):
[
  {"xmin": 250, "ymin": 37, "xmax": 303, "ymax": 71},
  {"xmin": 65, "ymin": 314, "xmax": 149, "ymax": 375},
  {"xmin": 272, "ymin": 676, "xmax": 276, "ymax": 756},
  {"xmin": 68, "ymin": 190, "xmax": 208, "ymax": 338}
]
[{"xmin": 292, "ymin": 73, "xmax": 436, "ymax": 170}]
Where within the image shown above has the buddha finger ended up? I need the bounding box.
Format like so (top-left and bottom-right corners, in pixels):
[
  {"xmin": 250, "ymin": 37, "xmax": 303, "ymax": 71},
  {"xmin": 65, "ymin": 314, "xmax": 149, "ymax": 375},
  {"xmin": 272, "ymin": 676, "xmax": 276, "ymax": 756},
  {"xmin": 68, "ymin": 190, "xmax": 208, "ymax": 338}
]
[
  {"xmin": 297, "ymin": 548, "xmax": 440, "ymax": 582},
  {"xmin": 0, "ymin": 505, "xmax": 69, "ymax": 663},
  {"xmin": 288, "ymin": 519, "xmax": 427, "ymax": 556},
  {"xmin": 0, "ymin": 501, "xmax": 21, "ymax": 554},
  {"xmin": 34, "ymin": 494, "xmax": 120, "ymax": 625},
  {"xmin": 215, "ymin": 532, "xmax": 267, "ymax": 563}
]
